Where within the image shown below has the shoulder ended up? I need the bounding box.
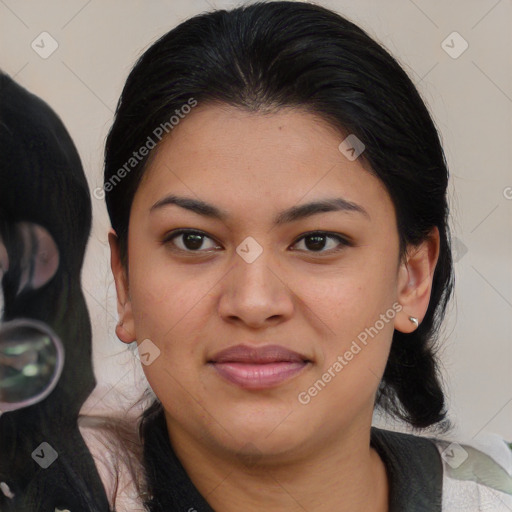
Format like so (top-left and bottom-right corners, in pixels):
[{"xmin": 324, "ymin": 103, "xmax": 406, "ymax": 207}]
[
  {"xmin": 430, "ymin": 432, "xmax": 512, "ymax": 511},
  {"xmin": 78, "ymin": 414, "xmax": 149, "ymax": 512},
  {"xmin": 371, "ymin": 427, "xmax": 512, "ymax": 511}
]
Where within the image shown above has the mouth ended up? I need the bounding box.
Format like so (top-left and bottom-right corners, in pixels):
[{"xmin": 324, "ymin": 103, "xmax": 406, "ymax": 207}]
[{"xmin": 208, "ymin": 344, "xmax": 312, "ymax": 390}]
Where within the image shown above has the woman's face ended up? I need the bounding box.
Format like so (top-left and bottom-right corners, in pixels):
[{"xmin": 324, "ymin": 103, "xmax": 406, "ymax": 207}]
[{"xmin": 111, "ymin": 103, "xmax": 437, "ymax": 462}]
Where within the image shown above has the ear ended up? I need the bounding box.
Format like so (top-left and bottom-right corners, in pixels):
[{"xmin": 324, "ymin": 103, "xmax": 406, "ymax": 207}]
[
  {"xmin": 108, "ymin": 229, "xmax": 136, "ymax": 344},
  {"xmin": 394, "ymin": 227, "xmax": 440, "ymax": 333}
]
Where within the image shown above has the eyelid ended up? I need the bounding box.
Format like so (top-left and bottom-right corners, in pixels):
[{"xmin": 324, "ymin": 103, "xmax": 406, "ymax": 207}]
[
  {"xmin": 162, "ymin": 229, "xmax": 221, "ymax": 252},
  {"xmin": 163, "ymin": 229, "xmax": 351, "ymax": 255},
  {"xmin": 290, "ymin": 231, "xmax": 352, "ymax": 253}
]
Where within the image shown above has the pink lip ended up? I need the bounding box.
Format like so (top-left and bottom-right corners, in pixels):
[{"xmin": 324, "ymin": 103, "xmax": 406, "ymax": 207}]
[{"xmin": 208, "ymin": 344, "xmax": 311, "ymax": 389}]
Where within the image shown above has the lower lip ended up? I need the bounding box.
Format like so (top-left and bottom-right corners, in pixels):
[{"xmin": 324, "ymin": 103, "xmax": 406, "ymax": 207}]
[{"xmin": 210, "ymin": 361, "xmax": 308, "ymax": 389}]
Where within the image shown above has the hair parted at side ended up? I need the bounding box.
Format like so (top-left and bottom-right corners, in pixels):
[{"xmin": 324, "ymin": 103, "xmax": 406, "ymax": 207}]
[{"xmin": 104, "ymin": 0, "xmax": 453, "ymax": 472}]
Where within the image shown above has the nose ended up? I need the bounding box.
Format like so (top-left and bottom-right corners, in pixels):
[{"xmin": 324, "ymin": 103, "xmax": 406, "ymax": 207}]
[{"xmin": 218, "ymin": 245, "xmax": 295, "ymax": 329}]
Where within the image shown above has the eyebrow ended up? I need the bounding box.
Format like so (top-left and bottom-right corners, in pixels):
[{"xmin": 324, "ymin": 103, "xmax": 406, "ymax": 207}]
[{"xmin": 150, "ymin": 194, "xmax": 370, "ymax": 224}]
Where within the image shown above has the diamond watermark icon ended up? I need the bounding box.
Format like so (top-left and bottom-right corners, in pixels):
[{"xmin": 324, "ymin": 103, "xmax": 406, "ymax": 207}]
[
  {"xmin": 236, "ymin": 236, "xmax": 263, "ymax": 264},
  {"xmin": 134, "ymin": 338, "xmax": 161, "ymax": 366},
  {"xmin": 441, "ymin": 32, "xmax": 468, "ymax": 59},
  {"xmin": 452, "ymin": 237, "xmax": 468, "ymax": 263},
  {"xmin": 441, "ymin": 442, "xmax": 469, "ymax": 469},
  {"xmin": 31, "ymin": 442, "xmax": 58, "ymax": 469},
  {"xmin": 31, "ymin": 32, "xmax": 59, "ymax": 59},
  {"xmin": 338, "ymin": 134, "xmax": 365, "ymax": 161}
]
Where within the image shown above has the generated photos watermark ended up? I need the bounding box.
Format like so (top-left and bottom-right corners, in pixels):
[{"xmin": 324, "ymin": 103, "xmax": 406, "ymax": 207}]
[
  {"xmin": 298, "ymin": 302, "xmax": 403, "ymax": 405},
  {"xmin": 94, "ymin": 98, "xmax": 198, "ymax": 200}
]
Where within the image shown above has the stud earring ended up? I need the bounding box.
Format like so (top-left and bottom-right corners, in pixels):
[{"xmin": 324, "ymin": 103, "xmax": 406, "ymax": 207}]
[{"xmin": 409, "ymin": 316, "xmax": 419, "ymax": 328}]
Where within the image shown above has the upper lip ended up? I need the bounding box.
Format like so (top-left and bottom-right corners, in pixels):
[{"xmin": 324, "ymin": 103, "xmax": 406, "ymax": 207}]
[{"xmin": 209, "ymin": 344, "xmax": 310, "ymax": 364}]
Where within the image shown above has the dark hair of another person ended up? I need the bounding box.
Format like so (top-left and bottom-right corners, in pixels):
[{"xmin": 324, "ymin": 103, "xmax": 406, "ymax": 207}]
[
  {"xmin": 103, "ymin": 1, "xmax": 454, "ymax": 509},
  {"xmin": 0, "ymin": 71, "xmax": 110, "ymax": 511}
]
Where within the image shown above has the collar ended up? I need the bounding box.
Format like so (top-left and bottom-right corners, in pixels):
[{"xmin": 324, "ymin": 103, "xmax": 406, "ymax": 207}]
[
  {"xmin": 370, "ymin": 426, "xmax": 443, "ymax": 511},
  {"xmin": 145, "ymin": 411, "xmax": 443, "ymax": 511}
]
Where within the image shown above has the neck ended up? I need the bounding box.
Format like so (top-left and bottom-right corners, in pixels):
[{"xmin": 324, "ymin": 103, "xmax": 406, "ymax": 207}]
[{"xmin": 165, "ymin": 415, "xmax": 389, "ymax": 512}]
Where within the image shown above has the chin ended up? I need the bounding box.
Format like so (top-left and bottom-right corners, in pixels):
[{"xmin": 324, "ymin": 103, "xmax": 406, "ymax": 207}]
[
  {"xmin": 222, "ymin": 430, "xmax": 305, "ymax": 466},
  {"xmin": 210, "ymin": 408, "xmax": 309, "ymax": 457}
]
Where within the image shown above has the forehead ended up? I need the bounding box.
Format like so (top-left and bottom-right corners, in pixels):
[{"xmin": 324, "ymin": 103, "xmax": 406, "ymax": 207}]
[{"xmin": 133, "ymin": 103, "xmax": 394, "ymax": 226}]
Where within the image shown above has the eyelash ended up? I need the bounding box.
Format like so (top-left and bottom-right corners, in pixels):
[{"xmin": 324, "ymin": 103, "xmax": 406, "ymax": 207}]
[{"xmin": 162, "ymin": 229, "xmax": 351, "ymax": 255}]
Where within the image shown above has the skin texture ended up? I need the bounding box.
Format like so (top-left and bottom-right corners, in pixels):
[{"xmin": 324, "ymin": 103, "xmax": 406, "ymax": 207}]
[{"xmin": 109, "ymin": 103, "xmax": 439, "ymax": 511}]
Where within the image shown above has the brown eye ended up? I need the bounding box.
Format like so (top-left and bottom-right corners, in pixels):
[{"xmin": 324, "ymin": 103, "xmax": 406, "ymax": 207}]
[
  {"xmin": 291, "ymin": 232, "xmax": 350, "ymax": 253},
  {"xmin": 164, "ymin": 230, "xmax": 220, "ymax": 252}
]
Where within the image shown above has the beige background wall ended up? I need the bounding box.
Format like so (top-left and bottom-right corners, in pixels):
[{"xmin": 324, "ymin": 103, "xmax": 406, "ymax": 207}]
[{"xmin": 1, "ymin": 0, "xmax": 511, "ymax": 441}]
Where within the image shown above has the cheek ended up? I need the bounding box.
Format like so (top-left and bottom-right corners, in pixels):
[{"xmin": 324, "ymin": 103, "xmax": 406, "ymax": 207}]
[
  {"xmin": 295, "ymin": 257, "xmax": 398, "ymax": 386},
  {"xmin": 127, "ymin": 255, "xmax": 219, "ymax": 366},
  {"xmin": 296, "ymin": 278, "xmax": 397, "ymax": 420},
  {"xmin": 296, "ymin": 253, "xmax": 398, "ymax": 330}
]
